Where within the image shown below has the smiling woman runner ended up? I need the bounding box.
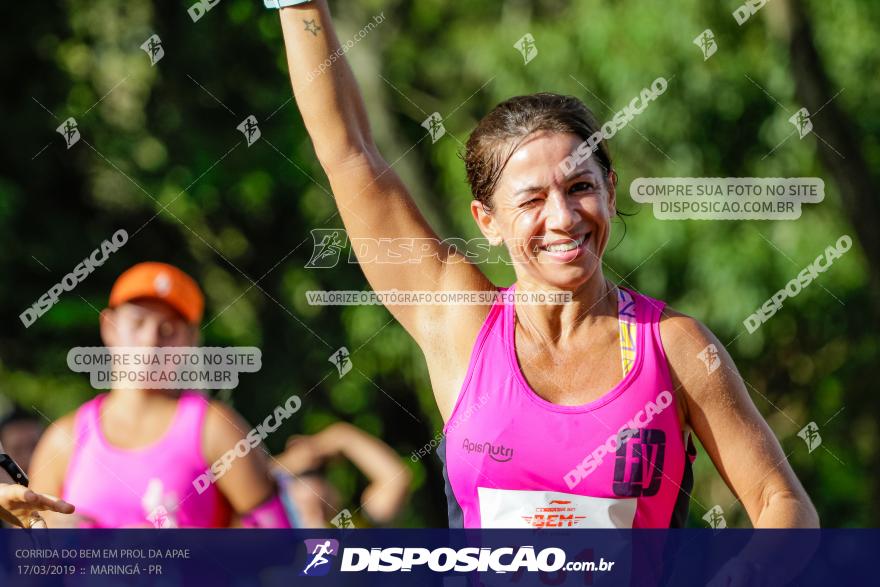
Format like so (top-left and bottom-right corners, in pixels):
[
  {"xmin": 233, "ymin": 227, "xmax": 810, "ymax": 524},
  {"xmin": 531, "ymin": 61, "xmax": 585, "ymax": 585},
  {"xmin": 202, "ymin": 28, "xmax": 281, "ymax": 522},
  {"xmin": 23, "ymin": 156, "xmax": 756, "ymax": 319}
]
[{"xmin": 271, "ymin": 1, "xmax": 818, "ymax": 529}]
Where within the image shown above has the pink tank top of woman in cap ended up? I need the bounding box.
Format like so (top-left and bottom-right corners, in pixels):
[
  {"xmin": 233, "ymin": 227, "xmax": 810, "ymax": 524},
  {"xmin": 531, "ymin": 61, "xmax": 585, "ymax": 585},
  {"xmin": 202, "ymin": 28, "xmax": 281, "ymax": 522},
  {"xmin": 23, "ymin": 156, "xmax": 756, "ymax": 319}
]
[
  {"xmin": 62, "ymin": 391, "xmax": 232, "ymax": 528},
  {"xmin": 439, "ymin": 286, "xmax": 697, "ymax": 528}
]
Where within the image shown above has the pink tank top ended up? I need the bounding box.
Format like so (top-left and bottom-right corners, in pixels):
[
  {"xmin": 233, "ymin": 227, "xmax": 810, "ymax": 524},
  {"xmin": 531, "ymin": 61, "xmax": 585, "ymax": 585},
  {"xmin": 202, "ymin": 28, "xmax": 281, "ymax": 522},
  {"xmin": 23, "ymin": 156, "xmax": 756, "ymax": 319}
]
[
  {"xmin": 63, "ymin": 391, "xmax": 232, "ymax": 528},
  {"xmin": 438, "ymin": 286, "xmax": 696, "ymax": 528}
]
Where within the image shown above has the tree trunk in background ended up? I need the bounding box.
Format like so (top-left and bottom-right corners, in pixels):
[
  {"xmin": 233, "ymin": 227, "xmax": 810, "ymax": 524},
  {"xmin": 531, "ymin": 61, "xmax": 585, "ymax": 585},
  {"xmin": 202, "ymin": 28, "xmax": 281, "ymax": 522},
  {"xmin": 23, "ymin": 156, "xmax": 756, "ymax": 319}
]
[
  {"xmin": 771, "ymin": 0, "xmax": 880, "ymax": 526},
  {"xmin": 771, "ymin": 0, "xmax": 880, "ymax": 298},
  {"xmin": 337, "ymin": 6, "xmax": 453, "ymax": 238}
]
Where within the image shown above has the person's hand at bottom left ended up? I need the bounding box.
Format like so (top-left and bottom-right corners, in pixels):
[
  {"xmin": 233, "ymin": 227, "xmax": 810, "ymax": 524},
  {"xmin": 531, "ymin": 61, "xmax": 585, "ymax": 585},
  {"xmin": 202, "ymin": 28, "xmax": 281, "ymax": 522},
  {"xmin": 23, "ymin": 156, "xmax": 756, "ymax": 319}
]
[{"xmin": 0, "ymin": 483, "xmax": 75, "ymax": 528}]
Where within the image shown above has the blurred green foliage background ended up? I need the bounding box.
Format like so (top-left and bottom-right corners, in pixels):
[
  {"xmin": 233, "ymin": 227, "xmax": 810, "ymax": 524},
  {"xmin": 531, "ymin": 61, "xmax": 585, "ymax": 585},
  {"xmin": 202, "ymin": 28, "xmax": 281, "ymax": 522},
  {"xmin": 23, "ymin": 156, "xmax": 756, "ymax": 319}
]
[{"xmin": 1, "ymin": 0, "xmax": 878, "ymax": 527}]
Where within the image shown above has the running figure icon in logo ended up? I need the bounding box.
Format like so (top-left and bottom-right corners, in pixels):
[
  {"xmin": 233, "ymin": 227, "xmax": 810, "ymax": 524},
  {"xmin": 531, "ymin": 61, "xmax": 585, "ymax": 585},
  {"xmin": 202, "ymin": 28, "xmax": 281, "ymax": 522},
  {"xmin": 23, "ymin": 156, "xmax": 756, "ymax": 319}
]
[{"xmin": 301, "ymin": 539, "xmax": 339, "ymax": 576}]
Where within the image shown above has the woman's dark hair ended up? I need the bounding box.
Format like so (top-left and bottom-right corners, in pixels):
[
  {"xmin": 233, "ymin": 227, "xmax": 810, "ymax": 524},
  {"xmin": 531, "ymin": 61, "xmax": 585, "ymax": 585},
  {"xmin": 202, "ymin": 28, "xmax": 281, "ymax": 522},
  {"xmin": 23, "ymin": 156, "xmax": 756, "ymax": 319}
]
[{"xmin": 464, "ymin": 93, "xmax": 616, "ymax": 210}]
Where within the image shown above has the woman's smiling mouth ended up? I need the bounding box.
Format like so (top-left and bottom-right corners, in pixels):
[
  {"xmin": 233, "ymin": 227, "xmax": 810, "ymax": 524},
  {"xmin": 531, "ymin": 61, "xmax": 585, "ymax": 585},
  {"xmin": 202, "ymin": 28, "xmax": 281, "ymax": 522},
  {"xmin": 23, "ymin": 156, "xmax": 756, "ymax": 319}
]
[{"xmin": 537, "ymin": 233, "xmax": 590, "ymax": 261}]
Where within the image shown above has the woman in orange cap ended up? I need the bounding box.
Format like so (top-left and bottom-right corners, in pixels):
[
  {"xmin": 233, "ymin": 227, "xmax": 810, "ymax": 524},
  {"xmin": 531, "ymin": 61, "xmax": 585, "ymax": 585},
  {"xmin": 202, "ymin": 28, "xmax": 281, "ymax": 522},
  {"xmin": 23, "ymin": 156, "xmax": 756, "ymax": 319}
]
[{"xmin": 28, "ymin": 262, "xmax": 292, "ymax": 528}]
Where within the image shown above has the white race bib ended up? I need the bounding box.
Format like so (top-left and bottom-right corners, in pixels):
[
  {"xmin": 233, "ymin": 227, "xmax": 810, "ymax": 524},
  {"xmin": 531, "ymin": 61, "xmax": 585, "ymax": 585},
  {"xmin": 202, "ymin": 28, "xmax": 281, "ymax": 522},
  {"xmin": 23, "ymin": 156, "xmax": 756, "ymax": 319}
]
[{"xmin": 478, "ymin": 487, "xmax": 637, "ymax": 529}]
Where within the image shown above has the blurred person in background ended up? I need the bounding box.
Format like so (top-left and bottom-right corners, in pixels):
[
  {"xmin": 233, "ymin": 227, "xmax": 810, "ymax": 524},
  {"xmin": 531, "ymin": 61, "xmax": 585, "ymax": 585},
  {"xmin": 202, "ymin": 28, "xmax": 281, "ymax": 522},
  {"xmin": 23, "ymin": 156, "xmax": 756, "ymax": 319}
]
[
  {"xmin": 273, "ymin": 422, "xmax": 411, "ymax": 527},
  {"xmin": 0, "ymin": 406, "xmax": 43, "ymax": 477},
  {"xmin": 0, "ymin": 406, "xmax": 59, "ymax": 528},
  {"xmin": 28, "ymin": 262, "xmax": 291, "ymax": 528}
]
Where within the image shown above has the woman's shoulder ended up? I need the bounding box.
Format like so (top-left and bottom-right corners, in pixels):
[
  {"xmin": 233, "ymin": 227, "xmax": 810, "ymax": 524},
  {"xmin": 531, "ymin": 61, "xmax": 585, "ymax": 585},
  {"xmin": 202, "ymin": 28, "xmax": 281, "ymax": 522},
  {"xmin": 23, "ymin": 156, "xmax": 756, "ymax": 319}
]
[
  {"xmin": 656, "ymin": 304, "xmax": 717, "ymax": 358},
  {"xmin": 29, "ymin": 411, "xmax": 79, "ymax": 482},
  {"xmin": 200, "ymin": 399, "xmax": 258, "ymax": 458},
  {"xmin": 42, "ymin": 411, "xmax": 78, "ymax": 444},
  {"xmin": 655, "ymin": 303, "xmax": 739, "ymax": 408},
  {"xmin": 52, "ymin": 396, "xmax": 104, "ymax": 441}
]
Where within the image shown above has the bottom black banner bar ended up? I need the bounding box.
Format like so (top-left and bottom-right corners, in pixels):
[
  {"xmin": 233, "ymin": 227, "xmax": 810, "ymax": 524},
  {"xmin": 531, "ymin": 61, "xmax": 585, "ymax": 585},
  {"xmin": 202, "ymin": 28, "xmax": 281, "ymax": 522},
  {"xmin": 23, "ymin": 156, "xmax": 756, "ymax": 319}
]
[{"xmin": 0, "ymin": 529, "xmax": 870, "ymax": 586}]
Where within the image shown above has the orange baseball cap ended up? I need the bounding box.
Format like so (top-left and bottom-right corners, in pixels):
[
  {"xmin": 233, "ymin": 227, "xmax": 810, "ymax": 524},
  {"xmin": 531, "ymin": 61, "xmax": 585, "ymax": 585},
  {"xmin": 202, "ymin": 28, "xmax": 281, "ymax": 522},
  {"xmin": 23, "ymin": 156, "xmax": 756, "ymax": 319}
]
[{"xmin": 108, "ymin": 262, "xmax": 204, "ymax": 324}]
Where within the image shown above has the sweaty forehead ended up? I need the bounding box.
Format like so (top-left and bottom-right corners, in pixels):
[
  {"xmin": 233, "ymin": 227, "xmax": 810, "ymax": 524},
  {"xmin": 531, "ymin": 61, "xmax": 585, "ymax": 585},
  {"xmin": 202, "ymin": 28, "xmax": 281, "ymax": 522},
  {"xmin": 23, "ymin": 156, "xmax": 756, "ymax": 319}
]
[{"xmin": 500, "ymin": 132, "xmax": 599, "ymax": 192}]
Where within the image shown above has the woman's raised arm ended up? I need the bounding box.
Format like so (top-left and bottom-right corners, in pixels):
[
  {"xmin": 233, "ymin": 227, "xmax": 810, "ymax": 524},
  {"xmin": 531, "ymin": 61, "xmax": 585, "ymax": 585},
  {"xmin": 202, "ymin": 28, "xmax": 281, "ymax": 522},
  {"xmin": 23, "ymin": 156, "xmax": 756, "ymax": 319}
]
[
  {"xmin": 277, "ymin": 2, "xmax": 492, "ymax": 350},
  {"xmin": 279, "ymin": 1, "xmax": 373, "ymax": 167}
]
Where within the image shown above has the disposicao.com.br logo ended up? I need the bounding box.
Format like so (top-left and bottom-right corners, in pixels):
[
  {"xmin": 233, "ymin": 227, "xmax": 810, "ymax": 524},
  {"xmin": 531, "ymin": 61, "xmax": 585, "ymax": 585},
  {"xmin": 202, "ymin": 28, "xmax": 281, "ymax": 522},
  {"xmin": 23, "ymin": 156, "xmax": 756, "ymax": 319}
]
[{"xmin": 300, "ymin": 540, "xmax": 612, "ymax": 575}]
